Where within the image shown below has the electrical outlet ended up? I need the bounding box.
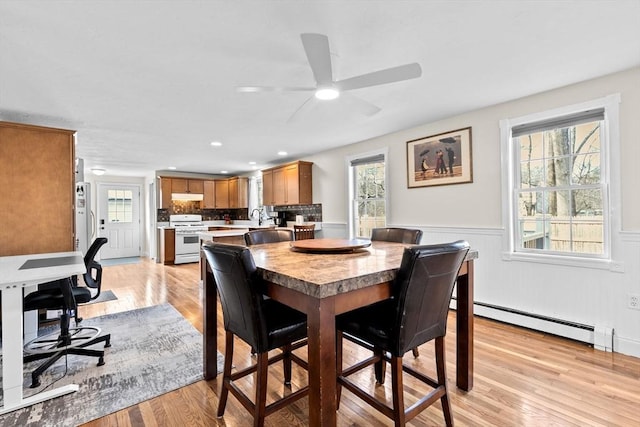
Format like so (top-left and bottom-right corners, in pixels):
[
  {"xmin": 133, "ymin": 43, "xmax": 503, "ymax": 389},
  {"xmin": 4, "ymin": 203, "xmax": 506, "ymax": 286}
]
[{"xmin": 629, "ymin": 294, "xmax": 640, "ymax": 310}]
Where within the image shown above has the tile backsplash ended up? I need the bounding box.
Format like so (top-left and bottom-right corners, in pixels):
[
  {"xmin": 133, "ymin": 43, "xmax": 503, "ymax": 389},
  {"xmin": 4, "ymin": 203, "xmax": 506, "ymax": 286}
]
[
  {"xmin": 157, "ymin": 200, "xmax": 249, "ymax": 222},
  {"xmin": 274, "ymin": 204, "xmax": 322, "ymax": 222}
]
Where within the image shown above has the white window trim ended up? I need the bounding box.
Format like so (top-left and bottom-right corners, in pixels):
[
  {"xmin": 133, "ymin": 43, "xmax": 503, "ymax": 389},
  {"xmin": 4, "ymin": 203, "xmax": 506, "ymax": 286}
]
[
  {"xmin": 345, "ymin": 147, "xmax": 389, "ymax": 239},
  {"xmin": 499, "ymin": 93, "xmax": 622, "ymax": 271}
]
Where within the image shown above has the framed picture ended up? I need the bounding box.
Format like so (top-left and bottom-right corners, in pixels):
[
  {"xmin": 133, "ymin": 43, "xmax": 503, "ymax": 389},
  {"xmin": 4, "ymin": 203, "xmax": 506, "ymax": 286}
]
[{"xmin": 406, "ymin": 127, "xmax": 473, "ymax": 188}]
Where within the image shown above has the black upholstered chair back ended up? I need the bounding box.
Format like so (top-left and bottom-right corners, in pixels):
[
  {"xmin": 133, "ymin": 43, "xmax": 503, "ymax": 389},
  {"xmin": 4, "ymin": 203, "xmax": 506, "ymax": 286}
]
[
  {"xmin": 244, "ymin": 229, "xmax": 294, "ymax": 246},
  {"xmin": 371, "ymin": 227, "xmax": 423, "ymax": 244},
  {"xmin": 390, "ymin": 240, "xmax": 469, "ymax": 355},
  {"xmin": 202, "ymin": 243, "xmax": 269, "ymax": 352}
]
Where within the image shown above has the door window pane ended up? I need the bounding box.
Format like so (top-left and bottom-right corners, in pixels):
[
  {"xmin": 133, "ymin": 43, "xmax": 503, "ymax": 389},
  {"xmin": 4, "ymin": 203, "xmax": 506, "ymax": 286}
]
[{"xmin": 107, "ymin": 189, "xmax": 133, "ymax": 223}]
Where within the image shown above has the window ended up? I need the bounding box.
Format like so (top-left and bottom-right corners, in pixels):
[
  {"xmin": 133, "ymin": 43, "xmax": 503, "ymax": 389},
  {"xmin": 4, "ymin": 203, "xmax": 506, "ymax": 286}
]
[
  {"xmin": 348, "ymin": 150, "xmax": 387, "ymax": 238},
  {"xmin": 107, "ymin": 189, "xmax": 133, "ymax": 223},
  {"xmin": 501, "ymin": 94, "xmax": 621, "ymax": 264}
]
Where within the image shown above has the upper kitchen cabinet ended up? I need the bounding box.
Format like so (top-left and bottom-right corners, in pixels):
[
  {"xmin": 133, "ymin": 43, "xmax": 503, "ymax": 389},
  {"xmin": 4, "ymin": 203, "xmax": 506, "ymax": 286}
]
[
  {"xmin": 171, "ymin": 178, "xmax": 204, "ymax": 194},
  {"xmin": 228, "ymin": 177, "xmax": 248, "ymax": 208},
  {"xmin": 214, "ymin": 179, "xmax": 229, "ymax": 208},
  {"xmin": 0, "ymin": 121, "xmax": 75, "ymax": 256},
  {"xmin": 203, "ymin": 180, "xmax": 216, "ymax": 209},
  {"xmin": 262, "ymin": 161, "xmax": 313, "ymax": 206},
  {"xmin": 160, "ymin": 177, "xmax": 172, "ymax": 209}
]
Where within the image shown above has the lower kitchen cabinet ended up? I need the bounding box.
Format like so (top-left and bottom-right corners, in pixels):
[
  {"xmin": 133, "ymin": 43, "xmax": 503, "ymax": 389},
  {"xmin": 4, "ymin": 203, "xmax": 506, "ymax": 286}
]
[{"xmin": 160, "ymin": 228, "xmax": 175, "ymax": 264}]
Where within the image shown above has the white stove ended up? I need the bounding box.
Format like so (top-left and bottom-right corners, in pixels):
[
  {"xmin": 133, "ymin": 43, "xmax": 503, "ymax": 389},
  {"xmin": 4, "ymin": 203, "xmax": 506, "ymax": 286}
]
[{"xmin": 169, "ymin": 215, "xmax": 207, "ymax": 264}]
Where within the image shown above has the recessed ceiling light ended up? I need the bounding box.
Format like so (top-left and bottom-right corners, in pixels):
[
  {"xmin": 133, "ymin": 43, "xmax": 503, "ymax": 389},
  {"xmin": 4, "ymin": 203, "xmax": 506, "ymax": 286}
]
[
  {"xmin": 168, "ymin": 166, "xmax": 177, "ymax": 170},
  {"xmin": 277, "ymin": 151, "xmax": 287, "ymax": 156},
  {"xmin": 211, "ymin": 141, "xmax": 223, "ymax": 147},
  {"xmin": 248, "ymin": 161, "xmax": 256, "ymax": 165},
  {"xmin": 315, "ymin": 87, "xmax": 340, "ymax": 100},
  {"xmin": 91, "ymin": 168, "xmax": 106, "ymax": 176},
  {"xmin": 220, "ymin": 170, "xmax": 228, "ymax": 174}
]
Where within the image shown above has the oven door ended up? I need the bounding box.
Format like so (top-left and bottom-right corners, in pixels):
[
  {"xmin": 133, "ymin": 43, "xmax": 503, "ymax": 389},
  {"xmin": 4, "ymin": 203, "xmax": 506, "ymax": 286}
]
[{"xmin": 174, "ymin": 233, "xmax": 200, "ymax": 264}]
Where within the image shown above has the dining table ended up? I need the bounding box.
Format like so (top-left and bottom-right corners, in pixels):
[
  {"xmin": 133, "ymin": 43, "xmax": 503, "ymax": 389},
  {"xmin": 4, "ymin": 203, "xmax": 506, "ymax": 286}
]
[
  {"xmin": 0, "ymin": 251, "xmax": 86, "ymax": 415},
  {"xmin": 201, "ymin": 239, "xmax": 478, "ymax": 427}
]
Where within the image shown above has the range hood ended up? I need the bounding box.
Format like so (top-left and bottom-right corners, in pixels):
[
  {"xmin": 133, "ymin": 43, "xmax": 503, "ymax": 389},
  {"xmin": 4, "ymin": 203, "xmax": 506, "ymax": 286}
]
[{"xmin": 171, "ymin": 193, "xmax": 204, "ymax": 201}]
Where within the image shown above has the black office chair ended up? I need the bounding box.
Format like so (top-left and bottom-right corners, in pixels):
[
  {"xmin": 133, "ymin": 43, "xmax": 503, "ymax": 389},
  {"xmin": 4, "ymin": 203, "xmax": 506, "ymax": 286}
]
[
  {"xmin": 23, "ymin": 237, "xmax": 111, "ymax": 388},
  {"xmin": 371, "ymin": 227, "xmax": 423, "ymax": 357},
  {"xmin": 336, "ymin": 241, "xmax": 469, "ymax": 427},
  {"xmin": 35, "ymin": 237, "xmax": 108, "ymax": 324},
  {"xmin": 244, "ymin": 228, "xmax": 293, "ymax": 245},
  {"xmin": 202, "ymin": 242, "xmax": 308, "ymax": 426}
]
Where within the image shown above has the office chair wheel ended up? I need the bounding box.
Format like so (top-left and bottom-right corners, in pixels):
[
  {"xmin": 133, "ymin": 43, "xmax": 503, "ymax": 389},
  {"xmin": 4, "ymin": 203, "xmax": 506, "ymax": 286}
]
[{"xmin": 24, "ymin": 326, "xmax": 102, "ymax": 355}]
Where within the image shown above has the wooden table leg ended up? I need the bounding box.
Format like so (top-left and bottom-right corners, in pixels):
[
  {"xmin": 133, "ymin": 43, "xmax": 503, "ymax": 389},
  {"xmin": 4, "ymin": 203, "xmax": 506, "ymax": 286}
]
[
  {"xmin": 202, "ymin": 253, "xmax": 218, "ymax": 380},
  {"xmin": 456, "ymin": 260, "xmax": 474, "ymax": 391},
  {"xmin": 307, "ymin": 296, "xmax": 338, "ymax": 427}
]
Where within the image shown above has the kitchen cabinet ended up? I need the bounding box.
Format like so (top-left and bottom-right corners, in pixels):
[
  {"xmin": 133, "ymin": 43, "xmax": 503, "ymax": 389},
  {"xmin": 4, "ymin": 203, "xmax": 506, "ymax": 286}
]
[
  {"xmin": 262, "ymin": 169, "xmax": 274, "ymax": 206},
  {"xmin": 171, "ymin": 178, "xmax": 203, "ymax": 194},
  {"xmin": 214, "ymin": 179, "xmax": 229, "ymax": 208},
  {"xmin": 203, "ymin": 180, "xmax": 216, "ymax": 209},
  {"xmin": 160, "ymin": 177, "xmax": 172, "ymax": 209},
  {"xmin": 160, "ymin": 228, "xmax": 175, "ymax": 264},
  {"xmin": 262, "ymin": 161, "xmax": 312, "ymax": 206},
  {"xmin": 228, "ymin": 177, "xmax": 248, "ymax": 208},
  {"xmin": 0, "ymin": 121, "xmax": 75, "ymax": 256}
]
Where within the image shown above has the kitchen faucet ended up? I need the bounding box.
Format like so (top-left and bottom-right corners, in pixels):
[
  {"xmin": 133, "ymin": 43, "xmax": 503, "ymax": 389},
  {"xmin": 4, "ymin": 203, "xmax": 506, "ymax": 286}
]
[{"xmin": 251, "ymin": 208, "xmax": 264, "ymax": 225}]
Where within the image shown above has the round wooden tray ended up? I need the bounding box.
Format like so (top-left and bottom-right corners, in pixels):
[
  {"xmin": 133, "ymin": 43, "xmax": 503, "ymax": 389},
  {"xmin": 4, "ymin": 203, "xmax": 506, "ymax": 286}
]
[{"xmin": 290, "ymin": 238, "xmax": 371, "ymax": 253}]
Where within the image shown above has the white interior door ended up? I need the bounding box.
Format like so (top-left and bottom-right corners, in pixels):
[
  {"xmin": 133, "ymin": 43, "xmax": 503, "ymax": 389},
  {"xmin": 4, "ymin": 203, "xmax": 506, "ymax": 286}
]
[{"xmin": 97, "ymin": 183, "xmax": 141, "ymax": 259}]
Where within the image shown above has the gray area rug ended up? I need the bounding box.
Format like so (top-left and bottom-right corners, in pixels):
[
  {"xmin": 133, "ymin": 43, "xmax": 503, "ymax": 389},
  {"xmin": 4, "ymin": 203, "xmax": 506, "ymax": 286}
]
[
  {"xmin": 87, "ymin": 289, "xmax": 117, "ymax": 305},
  {"xmin": 0, "ymin": 303, "xmax": 220, "ymax": 426}
]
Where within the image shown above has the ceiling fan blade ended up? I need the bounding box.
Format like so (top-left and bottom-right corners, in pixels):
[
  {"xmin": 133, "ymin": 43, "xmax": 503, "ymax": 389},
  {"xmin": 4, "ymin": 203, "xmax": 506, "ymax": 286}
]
[
  {"xmin": 286, "ymin": 96, "xmax": 316, "ymax": 124},
  {"xmin": 335, "ymin": 63, "xmax": 422, "ymax": 91},
  {"xmin": 300, "ymin": 33, "xmax": 333, "ymax": 86},
  {"xmin": 236, "ymin": 86, "xmax": 315, "ymax": 93},
  {"xmin": 340, "ymin": 92, "xmax": 381, "ymax": 117}
]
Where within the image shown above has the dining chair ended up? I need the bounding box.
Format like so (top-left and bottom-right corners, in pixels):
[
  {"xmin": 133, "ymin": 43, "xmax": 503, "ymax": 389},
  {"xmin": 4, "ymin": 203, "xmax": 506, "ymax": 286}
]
[
  {"xmin": 370, "ymin": 227, "xmax": 423, "ymax": 357},
  {"xmin": 244, "ymin": 228, "xmax": 293, "ymax": 245},
  {"xmin": 336, "ymin": 240, "xmax": 469, "ymax": 426},
  {"xmin": 201, "ymin": 242, "xmax": 309, "ymax": 426},
  {"xmin": 293, "ymin": 224, "xmax": 315, "ymax": 240}
]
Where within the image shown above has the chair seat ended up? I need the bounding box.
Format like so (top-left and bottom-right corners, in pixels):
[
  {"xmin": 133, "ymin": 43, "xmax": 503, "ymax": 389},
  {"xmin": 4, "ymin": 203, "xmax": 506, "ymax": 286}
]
[
  {"xmin": 263, "ymin": 299, "xmax": 307, "ymax": 350},
  {"xmin": 337, "ymin": 300, "xmax": 396, "ymax": 353},
  {"xmin": 24, "ymin": 286, "xmax": 93, "ymax": 311}
]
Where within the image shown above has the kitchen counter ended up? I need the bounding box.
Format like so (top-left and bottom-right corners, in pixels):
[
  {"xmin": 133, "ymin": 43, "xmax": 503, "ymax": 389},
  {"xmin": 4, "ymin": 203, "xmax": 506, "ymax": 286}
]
[{"xmin": 198, "ymin": 230, "xmax": 248, "ymax": 239}]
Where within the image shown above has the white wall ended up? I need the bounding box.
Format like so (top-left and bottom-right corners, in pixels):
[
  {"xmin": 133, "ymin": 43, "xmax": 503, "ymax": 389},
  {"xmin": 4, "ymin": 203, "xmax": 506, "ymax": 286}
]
[{"xmin": 306, "ymin": 67, "xmax": 640, "ymax": 357}]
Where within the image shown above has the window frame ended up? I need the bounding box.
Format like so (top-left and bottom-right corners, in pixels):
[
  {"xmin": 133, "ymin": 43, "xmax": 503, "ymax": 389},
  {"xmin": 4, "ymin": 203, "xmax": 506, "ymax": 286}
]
[
  {"xmin": 346, "ymin": 148, "xmax": 389, "ymax": 239},
  {"xmin": 500, "ymin": 94, "xmax": 622, "ymax": 269}
]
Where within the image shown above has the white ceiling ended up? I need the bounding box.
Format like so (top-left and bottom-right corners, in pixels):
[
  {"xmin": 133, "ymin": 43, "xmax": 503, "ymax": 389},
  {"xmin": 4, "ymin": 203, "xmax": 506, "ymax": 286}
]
[{"xmin": 1, "ymin": 1, "xmax": 639, "ymax": 177}]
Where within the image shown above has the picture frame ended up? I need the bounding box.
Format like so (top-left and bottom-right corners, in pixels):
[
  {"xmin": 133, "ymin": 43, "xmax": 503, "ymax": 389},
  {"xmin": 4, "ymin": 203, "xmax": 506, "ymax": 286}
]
[{"xmin": 406, "ymin": 127, "xmax": 473, "ymax": 188}]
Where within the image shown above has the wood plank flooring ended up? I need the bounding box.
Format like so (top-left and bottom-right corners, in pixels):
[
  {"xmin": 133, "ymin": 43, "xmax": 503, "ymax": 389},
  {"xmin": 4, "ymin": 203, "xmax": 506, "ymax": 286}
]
[{"xmin": 78, "ymin": 258, "xmax": 640, "ymax": 426}]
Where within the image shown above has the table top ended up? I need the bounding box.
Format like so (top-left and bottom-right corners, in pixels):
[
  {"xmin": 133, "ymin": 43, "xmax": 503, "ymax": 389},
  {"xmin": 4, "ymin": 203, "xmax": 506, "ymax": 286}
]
[
  {"xmin": 290, "ymin": 238, "xmax": 371, "ymax": 253},
  {"xmin": 0, "ymin": 251, "xmax": 85, "ymax": 287},
  {"xmin": 249, "ymin": 240, "xmax": 477, "ymax": 299}
]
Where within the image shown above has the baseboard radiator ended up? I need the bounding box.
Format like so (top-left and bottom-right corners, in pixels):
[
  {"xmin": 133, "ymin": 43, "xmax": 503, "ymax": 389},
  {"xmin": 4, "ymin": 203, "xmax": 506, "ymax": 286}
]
[{"xmin": 452, "ymin": 298, "xmax": 614, "ymax": 352}]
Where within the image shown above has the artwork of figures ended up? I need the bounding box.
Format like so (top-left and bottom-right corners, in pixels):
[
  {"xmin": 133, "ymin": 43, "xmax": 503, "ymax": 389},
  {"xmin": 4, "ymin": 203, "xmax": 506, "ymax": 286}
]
[{"xmin": 406, "ymin": 127, "xmax": 473, "ymax": 188}]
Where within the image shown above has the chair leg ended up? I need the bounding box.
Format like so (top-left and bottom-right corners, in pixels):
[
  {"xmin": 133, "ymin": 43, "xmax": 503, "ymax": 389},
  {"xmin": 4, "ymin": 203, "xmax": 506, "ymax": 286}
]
[
  {"xmin": 217, "ymin": 331, "xmax": 234, "ymax": 418},
  {"xmin": 435, "ymin": 336, "xmax": 453, "ymax": 427},
  {"xmin": 374, "ymin": 347, "xmax": 386, "ymax": 384},
  {"xmin": 282, "ymin": 343, "xmax": 292, "ymax": 386},
  {"xmin": 390, "ymin": 355, "xmax": 406, "ymax": 426},
  {"xmin": 254, "ymin": 352, "xmax": 269, "ymax": 427},
  {"xmin": 336, "ymin": 330, "xmax": 343, "ymax": 408},
  {"xmin": 412, "ymin": 346, "xmax": 420, "ymax": 358}
]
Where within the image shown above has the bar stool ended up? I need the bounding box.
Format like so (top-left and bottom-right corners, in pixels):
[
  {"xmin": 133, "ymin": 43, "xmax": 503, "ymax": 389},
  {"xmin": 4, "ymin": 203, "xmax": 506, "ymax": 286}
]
[{"xmin": 293, "ymin": 224, "xmax": 315, "ymax": 240}]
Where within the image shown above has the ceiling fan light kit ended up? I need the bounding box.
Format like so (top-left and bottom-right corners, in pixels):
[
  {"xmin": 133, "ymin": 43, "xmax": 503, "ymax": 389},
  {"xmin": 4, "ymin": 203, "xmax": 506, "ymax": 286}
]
[
  {"xmin": 315, "ymin": 87, "xmax": 340, "ymax": 100},
  {"xmin": 237, "ymin": 33, "xmax": 422, "ymax": 119}
]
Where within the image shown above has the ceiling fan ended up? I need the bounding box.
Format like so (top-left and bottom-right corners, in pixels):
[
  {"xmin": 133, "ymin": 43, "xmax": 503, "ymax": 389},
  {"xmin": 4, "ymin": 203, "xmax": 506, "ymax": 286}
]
[{"xmin": 237, "ymin": 33, "xmax": 422, "ymax": 121}]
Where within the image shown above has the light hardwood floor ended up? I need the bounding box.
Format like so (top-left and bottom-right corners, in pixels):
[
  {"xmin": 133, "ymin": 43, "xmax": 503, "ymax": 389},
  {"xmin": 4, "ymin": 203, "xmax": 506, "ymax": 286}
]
[{"xmin": 79, "ymin": 258, "xmax": 640, "ymax": 426}]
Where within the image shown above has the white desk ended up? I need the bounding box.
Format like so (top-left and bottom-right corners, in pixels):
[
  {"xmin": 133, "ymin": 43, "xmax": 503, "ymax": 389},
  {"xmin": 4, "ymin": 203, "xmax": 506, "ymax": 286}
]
[{"xmin": 0, "ymin": 251, "xmax": 85, "ymax": 415}]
